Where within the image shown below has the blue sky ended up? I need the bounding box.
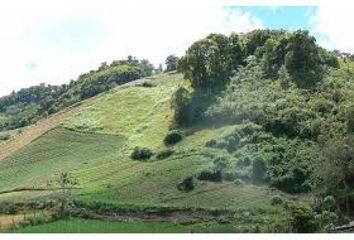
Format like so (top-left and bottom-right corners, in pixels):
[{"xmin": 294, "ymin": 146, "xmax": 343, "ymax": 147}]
[
  {"xmin": 223, "ymin": 6, "xmax": 333, "ymax": 48},
  {"xmin": 0, "ymin": 2, "xmax": 351, "ymax": 96},
  {"xmin": 227, "ymin": 6, "xmax": 316, "ymax": 30}
]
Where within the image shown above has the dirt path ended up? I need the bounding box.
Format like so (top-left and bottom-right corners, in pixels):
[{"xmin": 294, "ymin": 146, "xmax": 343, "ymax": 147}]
[{"xmin": 0, "ymin": 78, "xmax": 154, "ymax": 161}]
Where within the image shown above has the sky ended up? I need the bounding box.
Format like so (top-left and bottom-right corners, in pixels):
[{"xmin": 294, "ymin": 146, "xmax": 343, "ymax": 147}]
[{"xmin": 0, "ymin": 1, "xmax": 353, "ymax": 96}]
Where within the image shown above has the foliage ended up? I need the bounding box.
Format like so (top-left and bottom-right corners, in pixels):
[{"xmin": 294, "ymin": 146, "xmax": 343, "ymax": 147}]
[
  {"xmin": 170, "ymin": 87, "xmax": 191, "ymax": 125},
  {"xmin": 314, "ymin": 136, "xmax": 354, "ymax": 214},
  {"xmin": 323, "ymin": 195, "xmax": 336, "ymax": 211},
  {"xmin": 178, "ymin": 33, "xmax": 237, "ymax": 89},
  {"xmin": 130, "ymin": 147, "xmax": 154, "ymax": 160},
  {"xmin": 197, "ymin": 170, "xmax": 222, "ymax": 182},
  {"xmin": 178, "ymin": 30, "xmax": 337, "ymax": 93},
  {"xmin": 0, "ymin": 56, "xmax": 153, "ymax": 131},
  {"xmin": 0, "ymin": 134, "xmax": 11, "ymax": 141},
  {"xmin": 52, "ymin": 172, "xmax": 78, "ymax": 217},
  {"xmin": 177, "ymin": 176, "xmax": 195, "ymax": 192},
  {"xmin": 163, "ymin": 130, "xmax": 183, "ymax": 145},
  {"xmin": 287, "ymin": 203, "xmax": 318, "ymax": 233},
  {"xmin": 165, "ymin": 55, "xmax": 179, "ymax": 72},
  {"xmin": 270, "ymin": 195, "xmax": 284, "ymax": 206}
]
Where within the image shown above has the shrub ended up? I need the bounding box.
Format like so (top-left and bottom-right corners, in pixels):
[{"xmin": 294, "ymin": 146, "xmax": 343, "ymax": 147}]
[
  {"xmin": 130, "ymin": 147, "xmax": 154, "ymax": 160},
  {"xmin": 237, "ymin": 157, "xmax": 251, "ymax": 167},
  {"xmin": 323, "ymin": 195, "xmax": 336, "ymax": 211},
  {"xmin": 197, "ymin": 170, "xmax": 222, "ymax": 182},
  {"xmin": 155, "ymin": 149, "xmax": 175, "ymax": 159},
  {"xmin": 177, "ymin": 176, "xmax": 195, "ymax": 192},
  {"xmin": 315, "ymin": 211, "xmax": 338, "ymax": 232},
  {"xmin": 226, "ymin": 136, "xmax": 239, "ymax": 153},
  {"xmin": 0, "ymin": 134, "xmax": 11, "ymax": 141},
  {"xmin": 233, "ymin": 178, "xmax": 244, "ymax": 185},
  {"xmin": 205, "ymin": 139, "xmax": 217, "ymax": 148},
  {"xmin": 287, "ymin": 203, "xmax": 317, "ymax": 233},
  {"xmin": 163, "ymin": 130, "xmax": 183, "ymax": 145},
  {"xmin": 223, "ymin": 172, "xmax": 237, "ymax": 181},
  {"xmin": 271, "ymin": 195, "xmax": 284, "ymax": 205}
]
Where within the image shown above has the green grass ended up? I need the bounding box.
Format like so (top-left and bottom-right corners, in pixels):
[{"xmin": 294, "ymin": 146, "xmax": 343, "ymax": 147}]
[
  {"xmin": 3, "ymin": 217, "xmax": 268, "ymax": 233},
  {"xmin": 5, "ymin": 218, "xmax": 191, "ymax": 233},
  {"xmin": 0, "ymin": 127, "xmax": 125, "ymax": 195},
  {"xmin": 63, "ymin": 74, "xmax": 182, "ymax": 150}
]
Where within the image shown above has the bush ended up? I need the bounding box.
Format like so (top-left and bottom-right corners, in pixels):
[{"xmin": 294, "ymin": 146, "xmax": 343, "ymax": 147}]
[
  {"xmin": 233, "ymin": 178, "xmax": 244, "ymax": 185},
  {"xmin": 130, "ymin": 147, "xmax": 154, "ymax": 160},
  {"xmin": 271, "ymin": 195, "xmax": 284, "ymax": 205},
  {"xmin": 205, "ymin": 139, "xmax": 217, "ymax": 148},
  {"xmin": 197, "ymin": 170, "xmax": 222, "ymax": 182},
  {"xmin": 226, "ymin": 136, "xmax": 239, "ymax": 153},
  {"xmin": 177, "ymin": 176, "xmax": 195, "ymax": 192},
  {"xmin": 287, "ymin": 203, "xmax": 318, "ymax": 233},
  {"xmin": 0, "ymin": 134, "xmax": 11, "ymax": 141},
  {"xmin": 315, "ymin": 211, "xmax": 338, "ymax": 232},
  {"xmin": 163, "ymin": 131, "xmax": 183, "ymax": 145},
  {"xmin": 155, "ymin": 149, "xmax": 175, "ymax": 159},
  {"xmin": 323, "ymin": 195, "xmax": 336, "ymax": 211}
]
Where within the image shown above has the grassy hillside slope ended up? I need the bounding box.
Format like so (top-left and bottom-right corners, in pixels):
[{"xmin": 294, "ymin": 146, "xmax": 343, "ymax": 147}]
[{"xmin": 0, "ymin": 74, "xmax": 291, "ymax": 230}]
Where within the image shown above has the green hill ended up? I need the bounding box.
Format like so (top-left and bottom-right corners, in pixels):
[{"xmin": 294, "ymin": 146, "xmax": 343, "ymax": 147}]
[{"xmin": 1, "ymin": 29, "xmax": 354, "ymax": 233}]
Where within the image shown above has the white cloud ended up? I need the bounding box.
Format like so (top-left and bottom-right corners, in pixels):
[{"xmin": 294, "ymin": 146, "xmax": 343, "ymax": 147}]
[
  {"xmin": 0, "ymin": 2, "xmax": 263, "ymax": 96},
  {"xmin": 224, "ymin": 8, "xmax": 264, "ymax": 33},
  {"xmin": 310, "ymin": 6, "xmax": 354, "ymax": 53}
]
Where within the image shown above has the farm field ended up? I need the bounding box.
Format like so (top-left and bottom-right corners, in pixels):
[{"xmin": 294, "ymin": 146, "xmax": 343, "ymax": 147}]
[
  {"xmin": 3, "ymin": 217, "xmax": 247, "ymax": 233},
  {"xmin": 0, "ymin": 128, "xmax": 126, "ymax": 196}
]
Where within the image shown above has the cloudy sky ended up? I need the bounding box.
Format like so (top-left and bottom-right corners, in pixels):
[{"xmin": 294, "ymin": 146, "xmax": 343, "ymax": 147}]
[{"xmin": 0, "ymin": 2, "xmax": 353, "ymax": 96}]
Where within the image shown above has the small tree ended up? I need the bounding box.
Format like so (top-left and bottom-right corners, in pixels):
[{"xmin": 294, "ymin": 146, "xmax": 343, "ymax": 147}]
[{"xmin": 54, "ymin": 172, "xmax": 77, "ymax": 217}]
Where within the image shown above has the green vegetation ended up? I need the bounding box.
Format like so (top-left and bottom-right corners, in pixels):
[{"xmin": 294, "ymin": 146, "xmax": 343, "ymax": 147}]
[
  {"xmin": 4, "ymin": 216, "xmax": 275, "ymax": 233},
  {"xmin": 0, "ymin": 56, "xmax": 155, "ymax": 131},
  {"xmin": 4, "ymin": 218, "xmax": 192, "ymax": 233},
  {"xmin": 0, "ymin": 127, "xmax": 125, "ymax": 193},
  {"xmin": 1, "ymin": 29, "xmax": 354, "ymax": 232}
]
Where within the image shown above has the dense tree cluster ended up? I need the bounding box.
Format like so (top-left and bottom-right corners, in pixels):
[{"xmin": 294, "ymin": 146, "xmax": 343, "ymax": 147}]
[
  {"xmin": 173, "ymin": 29, "xmax": 354, "ymax": 216},
  {"xmin": 178, "ymin": 30, "xmax": 338, "ymax": 90}
]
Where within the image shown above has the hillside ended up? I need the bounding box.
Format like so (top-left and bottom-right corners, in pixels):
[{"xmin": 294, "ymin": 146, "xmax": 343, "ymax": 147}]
[
  {"xmin": 0, "ymin": 29, "xmax": 354, "ymax": 233},
  {"xmin": 0, "ymin": 73, "xmax": 293, "ymax": 232}
]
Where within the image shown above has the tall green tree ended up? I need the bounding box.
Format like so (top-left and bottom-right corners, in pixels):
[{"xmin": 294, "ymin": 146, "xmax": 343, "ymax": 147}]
[
  {"xmin": 165, "ymin": 55, "xmax": 179, "ymax": 72},
  {"xmin": 178, "ymin": 34, "xmax": 234, "ymax": 89}
]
